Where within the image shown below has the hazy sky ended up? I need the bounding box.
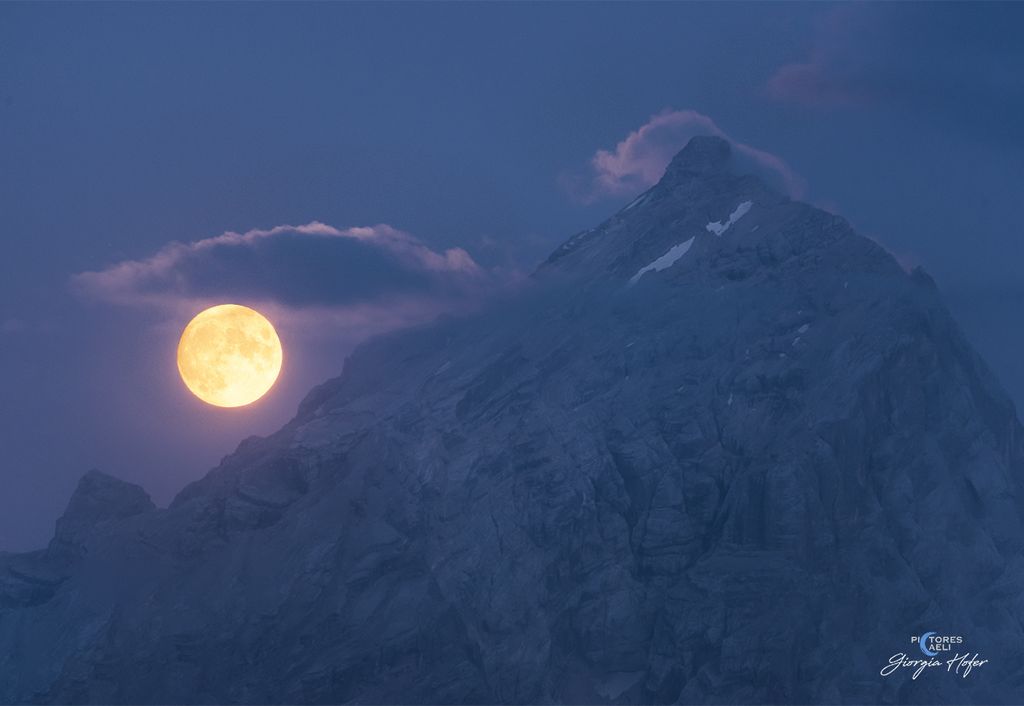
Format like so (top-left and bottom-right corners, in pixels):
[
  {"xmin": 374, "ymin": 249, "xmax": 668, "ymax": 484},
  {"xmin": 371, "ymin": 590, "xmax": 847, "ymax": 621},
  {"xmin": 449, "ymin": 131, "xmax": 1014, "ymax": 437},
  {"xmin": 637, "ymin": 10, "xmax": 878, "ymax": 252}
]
[{"xmin": 2, "ymin": 2, "xmax": 1023, "ymax": 551}]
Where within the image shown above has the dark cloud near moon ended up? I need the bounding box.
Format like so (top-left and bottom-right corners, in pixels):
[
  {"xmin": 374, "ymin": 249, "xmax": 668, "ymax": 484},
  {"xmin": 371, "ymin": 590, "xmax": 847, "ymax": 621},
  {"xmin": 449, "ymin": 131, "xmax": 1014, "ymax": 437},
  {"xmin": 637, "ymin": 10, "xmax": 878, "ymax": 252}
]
[{"xmin": 72, "ymin": 222, "xmax": 485, "ymax": 313}]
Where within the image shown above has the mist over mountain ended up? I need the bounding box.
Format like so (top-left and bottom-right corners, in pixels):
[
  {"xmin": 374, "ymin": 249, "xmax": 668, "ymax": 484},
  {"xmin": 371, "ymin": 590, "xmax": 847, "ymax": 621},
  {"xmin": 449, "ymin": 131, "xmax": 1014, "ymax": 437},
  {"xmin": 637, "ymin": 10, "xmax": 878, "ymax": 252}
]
[{"xmin": 2, "ymin": 136, "xmax": 1022, "ymax": 704}]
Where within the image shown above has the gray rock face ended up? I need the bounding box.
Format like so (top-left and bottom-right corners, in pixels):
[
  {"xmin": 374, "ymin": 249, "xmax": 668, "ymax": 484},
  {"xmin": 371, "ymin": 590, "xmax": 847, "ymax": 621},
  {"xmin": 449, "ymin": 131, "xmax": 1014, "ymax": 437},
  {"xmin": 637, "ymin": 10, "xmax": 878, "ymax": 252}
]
[
  {"xmin": 50, "ymin": 470, "xmax": 156, "ymax": 557},
  {"xmin": 3, "ymin": 136, "xmax": 1024, "ymax": 704}
]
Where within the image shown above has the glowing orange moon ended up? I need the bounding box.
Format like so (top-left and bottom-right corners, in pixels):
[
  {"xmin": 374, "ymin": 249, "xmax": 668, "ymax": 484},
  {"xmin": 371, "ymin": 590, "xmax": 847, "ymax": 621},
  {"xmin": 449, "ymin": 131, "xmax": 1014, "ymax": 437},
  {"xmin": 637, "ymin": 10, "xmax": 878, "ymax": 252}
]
[{"xmin": 176, "ymin": 304, "xmax": 283, "ymax": 408}]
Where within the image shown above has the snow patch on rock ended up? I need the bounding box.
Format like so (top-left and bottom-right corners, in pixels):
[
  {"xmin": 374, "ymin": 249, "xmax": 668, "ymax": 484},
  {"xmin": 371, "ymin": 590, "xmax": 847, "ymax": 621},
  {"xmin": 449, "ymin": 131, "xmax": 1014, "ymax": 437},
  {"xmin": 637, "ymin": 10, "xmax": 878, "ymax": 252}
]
[
  {"xmin": 706, "ymin": 201, "xmax": 753, "ymax": 236},
  {"xmin": 629, "ymin": 237, "xmax": 695, "ymax": 285}
]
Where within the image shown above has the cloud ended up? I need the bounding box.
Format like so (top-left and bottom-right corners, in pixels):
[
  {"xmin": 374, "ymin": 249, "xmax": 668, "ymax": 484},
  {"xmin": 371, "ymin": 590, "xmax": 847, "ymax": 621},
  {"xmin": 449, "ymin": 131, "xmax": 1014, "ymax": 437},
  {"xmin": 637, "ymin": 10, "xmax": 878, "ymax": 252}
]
[
  {"xmin": 72, "ymin": 222, "xmax": 488, "ymax": 335},
  {"xmin": 565, "ymin": 108, "xmax": 806, "ymax": 202},
  {"xmin": 764, "ymin": 7, "xmax": 876, "ymax": 108},
  {"xmin": 765, "ymin": 4, "xmax": 1024, "ymax": 132},
  {"xmin": 765, "ymin": 59, "xmax": 866, "ymax": 109}
]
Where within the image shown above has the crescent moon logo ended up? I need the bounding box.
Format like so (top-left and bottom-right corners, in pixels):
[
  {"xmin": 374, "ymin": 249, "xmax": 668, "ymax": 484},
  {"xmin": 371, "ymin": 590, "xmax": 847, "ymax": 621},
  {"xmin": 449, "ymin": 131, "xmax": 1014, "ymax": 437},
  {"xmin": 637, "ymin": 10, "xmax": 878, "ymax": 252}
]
[{"xmin": 919, "ymin": 631, "xmax": 938, "ymax": 656}]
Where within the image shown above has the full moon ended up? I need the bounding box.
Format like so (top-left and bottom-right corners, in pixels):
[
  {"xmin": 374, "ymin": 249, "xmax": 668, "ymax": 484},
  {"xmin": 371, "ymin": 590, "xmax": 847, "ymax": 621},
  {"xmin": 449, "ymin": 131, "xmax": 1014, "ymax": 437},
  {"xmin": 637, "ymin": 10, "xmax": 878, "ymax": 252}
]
[{"xmin": 176, "ymin": 304, "xmax": 283, "ymax": 408}]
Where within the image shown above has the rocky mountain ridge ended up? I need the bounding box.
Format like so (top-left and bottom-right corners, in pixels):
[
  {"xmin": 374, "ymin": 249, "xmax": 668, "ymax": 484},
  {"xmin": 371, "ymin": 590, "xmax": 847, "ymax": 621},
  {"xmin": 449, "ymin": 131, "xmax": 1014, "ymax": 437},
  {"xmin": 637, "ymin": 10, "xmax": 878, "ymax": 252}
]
[{"xmin": 2, "ymin": 136, "xmax": 1023, "ymax": 704}]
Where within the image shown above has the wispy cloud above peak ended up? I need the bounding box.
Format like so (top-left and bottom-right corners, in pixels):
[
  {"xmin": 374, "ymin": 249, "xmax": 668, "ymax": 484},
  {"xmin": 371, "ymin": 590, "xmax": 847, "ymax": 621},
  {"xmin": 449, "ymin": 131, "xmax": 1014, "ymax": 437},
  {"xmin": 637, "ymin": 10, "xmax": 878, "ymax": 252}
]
[
  {"xmin": 564, "ymin": 108, "xmax": 806, "ymax": 203},
  {"xmin": 589, "ymin": 109, "xmax": 720, "ymax": 197}
]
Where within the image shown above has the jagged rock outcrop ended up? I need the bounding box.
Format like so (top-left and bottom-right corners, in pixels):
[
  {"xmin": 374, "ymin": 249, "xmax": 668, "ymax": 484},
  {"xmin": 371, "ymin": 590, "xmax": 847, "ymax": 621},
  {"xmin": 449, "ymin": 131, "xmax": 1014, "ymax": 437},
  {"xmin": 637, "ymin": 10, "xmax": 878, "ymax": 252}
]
[
  {"xmin": 2, "ymin": 136, "xmax": 1023, "ymax": 704},
  {"xmin": 50, "ymin": 470, "xmax": 155, "ymax": 556}
]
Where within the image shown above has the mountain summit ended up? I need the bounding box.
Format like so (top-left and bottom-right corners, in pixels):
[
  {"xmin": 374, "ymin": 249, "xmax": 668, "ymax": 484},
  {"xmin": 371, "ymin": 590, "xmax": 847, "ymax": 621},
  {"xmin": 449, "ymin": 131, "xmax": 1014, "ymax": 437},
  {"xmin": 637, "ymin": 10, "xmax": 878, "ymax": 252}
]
[
  {"xmin": 663, "ymin": 133, "xmax": 733, "ymax": 175},
  {"xmin": 2, "ymin": 137, "xmax": 1023, "ymax": 704}
]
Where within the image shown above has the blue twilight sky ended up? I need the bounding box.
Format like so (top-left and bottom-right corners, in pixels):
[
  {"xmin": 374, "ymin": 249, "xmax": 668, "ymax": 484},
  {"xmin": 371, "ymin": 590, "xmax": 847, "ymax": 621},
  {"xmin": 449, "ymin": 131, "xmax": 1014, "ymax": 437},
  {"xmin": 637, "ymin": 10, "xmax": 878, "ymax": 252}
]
[{"xmin": 1, "ymin": 2, "xmax": 1023, "ymax": 551}]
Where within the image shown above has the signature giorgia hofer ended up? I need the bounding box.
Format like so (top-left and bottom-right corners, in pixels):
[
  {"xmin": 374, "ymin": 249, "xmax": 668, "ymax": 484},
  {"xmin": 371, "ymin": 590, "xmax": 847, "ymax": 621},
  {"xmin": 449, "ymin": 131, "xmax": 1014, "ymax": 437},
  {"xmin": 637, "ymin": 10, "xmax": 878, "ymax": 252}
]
[{"xmin": 880, "ymin": 652, "xmax": 988, "ymax": 680}]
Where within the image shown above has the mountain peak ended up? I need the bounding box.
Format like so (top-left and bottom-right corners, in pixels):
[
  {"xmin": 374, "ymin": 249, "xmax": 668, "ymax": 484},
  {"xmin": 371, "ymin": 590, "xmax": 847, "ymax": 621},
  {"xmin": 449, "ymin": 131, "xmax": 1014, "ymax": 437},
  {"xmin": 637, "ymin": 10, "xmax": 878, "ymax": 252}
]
[
  {"xmin": 50, "ymin": 469, "xmax": 154, "ymax": 553},
  {"xmin": 662, "ymin": 134, "xmax": 732, "ymax": 180}
]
